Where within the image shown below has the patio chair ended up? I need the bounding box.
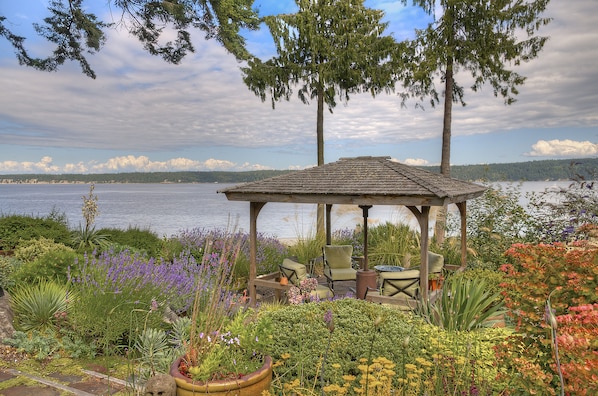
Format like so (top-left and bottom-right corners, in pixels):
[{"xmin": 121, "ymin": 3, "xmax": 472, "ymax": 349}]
[
  {"xmin": 279, "ymin": 258, "xmax": 333, "ymax": 300},
  {"xmin": 428, "ymin": 251, "xmax": 445, "ymax": 278},
  {"xmin": 323, "ymin": 245, "xmax": 358, "ymax": 290},
  {"xmin": 364, "ymin": 252, "xmax": 445, "ymax": 308}
]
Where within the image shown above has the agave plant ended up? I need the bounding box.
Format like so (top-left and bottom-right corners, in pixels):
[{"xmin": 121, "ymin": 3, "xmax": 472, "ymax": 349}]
[
  {"xmin": 416, "ymin": 276, "xmax": 505, "ymax": 331},
  {"xmin": 9, "ymin": 280, "xmax": 72, "ymax": 332}
]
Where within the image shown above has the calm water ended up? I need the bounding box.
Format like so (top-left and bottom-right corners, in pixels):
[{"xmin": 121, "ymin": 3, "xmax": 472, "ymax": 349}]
[{"xmin": 0, "ymin": 181, "xmax": 573, "ymax": 239}]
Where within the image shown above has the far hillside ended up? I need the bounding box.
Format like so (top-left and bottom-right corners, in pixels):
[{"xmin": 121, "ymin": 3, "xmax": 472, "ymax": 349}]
[{"xmin": 0, "ymin": 157, "xmax": 595, "ymax": 184}]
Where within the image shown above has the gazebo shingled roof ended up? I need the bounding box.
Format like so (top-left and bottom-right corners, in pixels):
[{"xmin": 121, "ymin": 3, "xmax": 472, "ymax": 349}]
[
  {"xmin": 222, "ymin": 156, "xmax": 485, "ymax": 205},
  {"xmin": 220, "ymin": 156, "xmax": 486, "ymax": 304}
]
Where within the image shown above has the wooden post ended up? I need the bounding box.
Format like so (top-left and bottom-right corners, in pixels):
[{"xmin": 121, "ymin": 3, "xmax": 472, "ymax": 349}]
[{"xmin": 249, "ymin": 201, "xmax": 266, "ymax": 307}]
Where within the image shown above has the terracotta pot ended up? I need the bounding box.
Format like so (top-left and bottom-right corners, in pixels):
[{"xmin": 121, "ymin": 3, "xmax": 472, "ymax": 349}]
[
  {"xmin": 279, "ymin": 276, "xmax": 288, "ymax": 286},
  {"xmin": 169, "ymin": 356, "xmax": 272, "ymax": 396}
]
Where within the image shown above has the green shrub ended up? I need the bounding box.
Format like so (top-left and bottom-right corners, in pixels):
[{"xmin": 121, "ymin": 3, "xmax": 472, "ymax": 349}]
[
  {"xmin": 0, "ymin": 214, "xmax": 71, "ymax": 250},
  {"xmin": 0, "ymin": 256, "xmax": 21, "ymax": 291},
  {"xmin": 9, "ymin": 279, "xmax": 70, "ymax": 332},
  {"xmin": 99, "ymin": 227, "xmax": 162, "ymax": 257},
  {"xmin": 13, "ymin": 237, "xmax": 74, "ymax": 263},
  {"xmin": 10, "ymin": 249, "xmax": 81, "ymax": 285},
  {"xmin": 4, "ymin": 328, "xmax": 96, "ymax": 360},
  {"xmin": 260, "ymin": 298, "xmax": 510, "ymax": 393},
  {"xmin": 447, "ymin": 184, "xmax": 535, "ymax": 270}
]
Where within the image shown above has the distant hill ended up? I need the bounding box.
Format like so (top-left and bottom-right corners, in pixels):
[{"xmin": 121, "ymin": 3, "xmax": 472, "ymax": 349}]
[
  {"xmin": 0, "ymin": 157, "xmax": 596, "ymax": 184},
  {"xmin": 421, "ymin": 157, "xmax": 597, "ymax": 182}
]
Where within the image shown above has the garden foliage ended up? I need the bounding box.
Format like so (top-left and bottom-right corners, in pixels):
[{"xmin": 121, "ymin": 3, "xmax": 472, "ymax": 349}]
[
  {"xmin": 416, "ymin": 276, "xmax": 505, "ymax": 331},
  {"xmin": 68, "ymin": 249, "xmax": 203, "ymax": 353},
  {"xmin": 497, "ymin": 243, "xmax": 598, "ymax": 394},
  {"xmin": 261, "ymin": 298, "xmax": 509, "ymax": 394},
  {"xmin": 0, "ymin": 213, "xmax": 71, "ymax": 250}
]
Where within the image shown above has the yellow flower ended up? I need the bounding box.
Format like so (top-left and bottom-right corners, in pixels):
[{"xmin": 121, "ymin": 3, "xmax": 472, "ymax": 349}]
[
  {"xmin": 342, "ymin": 375, "xmax": 356, "ymax": 382},
  {"xmin": 281, "ymin": 352, "xmax": 291, "ymax": 360},
  {"xmin": 404, "ymin": 363, "xmax": 417, "ymax": 371}
]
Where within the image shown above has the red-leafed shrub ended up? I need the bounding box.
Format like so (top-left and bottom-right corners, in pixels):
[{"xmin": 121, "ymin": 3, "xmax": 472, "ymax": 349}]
[
  {"xmin": 555, "ymin": 304, "xmax": 598, "ymax": 395},
  {"xmin": 494, "ymin": 243, "xmax": 597, "ymax": 394}
]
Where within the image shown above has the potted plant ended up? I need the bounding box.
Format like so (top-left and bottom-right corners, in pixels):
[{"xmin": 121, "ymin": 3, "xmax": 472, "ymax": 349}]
[
  {"xmin": 428, "ymin": 273, "xmax": 444, "ymax": 291},
  {"xmin": 168, "ymin": 235, "xmax": 273, "ymax": 395}
]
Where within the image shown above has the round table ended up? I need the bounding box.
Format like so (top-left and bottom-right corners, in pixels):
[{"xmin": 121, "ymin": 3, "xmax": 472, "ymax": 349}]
[{"xmin": 374, "ymin": 265, "xmax": 405, "ymax": 272}]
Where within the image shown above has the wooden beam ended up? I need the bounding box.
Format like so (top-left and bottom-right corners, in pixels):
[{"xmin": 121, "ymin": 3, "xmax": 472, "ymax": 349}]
[
  {"xmin": 249, "ymin": 201, "xmax": 266, "ymax": 307},
  {"xmin": 407, "ymin": 205, "xmax": 430, "ymax": 302},
  {"xmin": 456, "ymin": 201, "xmax": 467, "ymax": 269},
  {"xmin": 326, "ymin": 204, "xmax": 333, "ymax": 245}
]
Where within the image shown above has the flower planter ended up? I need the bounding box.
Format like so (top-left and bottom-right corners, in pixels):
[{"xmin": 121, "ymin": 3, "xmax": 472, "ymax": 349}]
[
  {"xmin": 428, "ymin": 278, "xmax": 443, "ymax": 291},
  {"xmin": 169, "ymin": 355, "xmax": 273, "ymax": 396}
]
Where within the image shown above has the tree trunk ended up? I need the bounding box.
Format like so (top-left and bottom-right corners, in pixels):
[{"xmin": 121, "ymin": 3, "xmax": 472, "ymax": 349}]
[
  {"xmin": 316, "ymin": 85, "xmax": 325, "ymax": 238},
  {"xmin": 435, "ymin": 56, "xmax": 454, "ymax": 245}
]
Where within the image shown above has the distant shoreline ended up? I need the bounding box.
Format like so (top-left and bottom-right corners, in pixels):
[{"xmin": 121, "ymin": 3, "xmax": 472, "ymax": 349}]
[{"xmin": 0, "ymin": 157, "xmax": 596, "ymax": 184}]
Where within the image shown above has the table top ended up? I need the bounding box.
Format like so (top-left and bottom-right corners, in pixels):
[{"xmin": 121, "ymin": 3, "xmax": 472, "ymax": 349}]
[{"xmin": 374, "ymin": 265, "xmax": 405, "ymax": 272}]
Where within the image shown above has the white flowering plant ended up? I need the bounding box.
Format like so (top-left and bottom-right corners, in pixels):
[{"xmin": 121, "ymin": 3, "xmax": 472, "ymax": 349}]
[{"xmin": 180, "ymin": 308, "xmax": 272, "ymax": 382}]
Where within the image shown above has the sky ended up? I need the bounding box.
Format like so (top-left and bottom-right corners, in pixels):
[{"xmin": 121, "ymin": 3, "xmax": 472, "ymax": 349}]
[{"xmin": 0, "ymin": 0, "xmax": 597, "ymax": 174}]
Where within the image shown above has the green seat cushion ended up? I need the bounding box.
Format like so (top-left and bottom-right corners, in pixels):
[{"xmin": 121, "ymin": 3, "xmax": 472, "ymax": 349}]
[
  {"xmin": 326, "ymin": 267, "xmax": 357, "ymax": 281},
  {"xmin": 379, "ymin": 269, "xmax": 420, "ymax": 297},
  {"xmin": 310, "ymin": 285, "xmax": 334, "ymax": 300},
  {"xmin": 280, "ymin": 258, "xmax": 308, "ymax": 285},
  {"xmin": 428, "ymin": 251, "xmax": 445, "ymax": 274},
  {"xmin": 324, "ymin": 245, "xmax": 353, "ymax": 269}
]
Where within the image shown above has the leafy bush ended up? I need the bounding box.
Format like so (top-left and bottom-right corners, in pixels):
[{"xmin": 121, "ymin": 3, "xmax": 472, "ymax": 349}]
[
  {"xmin": 10, "ymin": 249, "xmax": 81, "ymax": 286},
  {"xmin": 9, "ymin": 280, "xmax": 70, "ymax": 332},
  {"xmin": 4, "ymin": 328, "xmax": 96, "ymax": 360},
  {"xmin": 527, "ymin": 179, "xmax": 598, "ymax": 243},
  {"xmin": 99, "ymin": 227, "xmax": 162, "ymax": 257},
  {"xmin": 13, "ymin": 237, "xmax": 74, "ymax": 263},
  {"xmin": 448, "ymin": 184, "xmax": 534, "ymax": 270},
  {"xmin": 553, "ymin": 303, "xmax": 598, "ymax": 396},
  {"xmin": 450, "ymin": 267, "xmax": 506, "ymax": 297},
  {"xmin": 496, "ymin": 244, "xmax": 598, "ymax": 393},
  {"xmin": 261, "ymin": 298, "xmax": 510, "ymax": 393},
  {"xmin": 0, "ymin": 214, "xmax": 71, "ymax": 250},
  {"xmin": 0, "ymin": 255, "xmax": 21, "ymax": 291}
]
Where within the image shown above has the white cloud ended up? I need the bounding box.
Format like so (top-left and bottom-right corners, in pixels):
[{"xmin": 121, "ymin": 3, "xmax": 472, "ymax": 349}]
[
  {"xmin": 0, "ymin": 0, "xmax": 597, "ymax": 170},
  {"xmin": 0, "ymin": 155, "xmax": 275, "ymax": 174},
  {"xmin": 402, "ymin": 158, "xmax": 430, "ymax": 166},
  {"xmin": 526, "ymin": 139, "xmax": 598, "ymax": 158}
]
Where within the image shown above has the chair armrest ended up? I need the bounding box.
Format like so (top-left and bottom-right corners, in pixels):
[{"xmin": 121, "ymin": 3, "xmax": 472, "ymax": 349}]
[{"xmin": 363, "ymin": 286, "xmax": 379, "ymax": 299}]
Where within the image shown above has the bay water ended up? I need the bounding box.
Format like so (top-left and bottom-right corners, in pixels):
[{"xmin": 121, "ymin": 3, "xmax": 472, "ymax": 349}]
[{"xmin": 0, "ymin": 181, "xmax": 573, "ymax": 239}]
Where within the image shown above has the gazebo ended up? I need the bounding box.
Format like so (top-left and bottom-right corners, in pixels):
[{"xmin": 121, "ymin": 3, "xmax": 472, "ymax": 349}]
[{"xmin": 220, "ymin": 156, "xmax": 486, "ymax": 305}]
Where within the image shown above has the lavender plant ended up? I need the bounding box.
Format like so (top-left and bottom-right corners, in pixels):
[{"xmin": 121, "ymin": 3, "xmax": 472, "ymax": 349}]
[
  {"xmin": 68, "ymin": 248, "xmax": 205, "ymax": 352},
  {"xmin": 174, "ymin": 227, "xmax": 288, "ymax": 281}
]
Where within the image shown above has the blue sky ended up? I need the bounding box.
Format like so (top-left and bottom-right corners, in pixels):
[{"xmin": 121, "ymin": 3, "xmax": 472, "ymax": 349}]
[{"xmin": 0, "ymin": 0, "xmax": 596, "ymax": 174}]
